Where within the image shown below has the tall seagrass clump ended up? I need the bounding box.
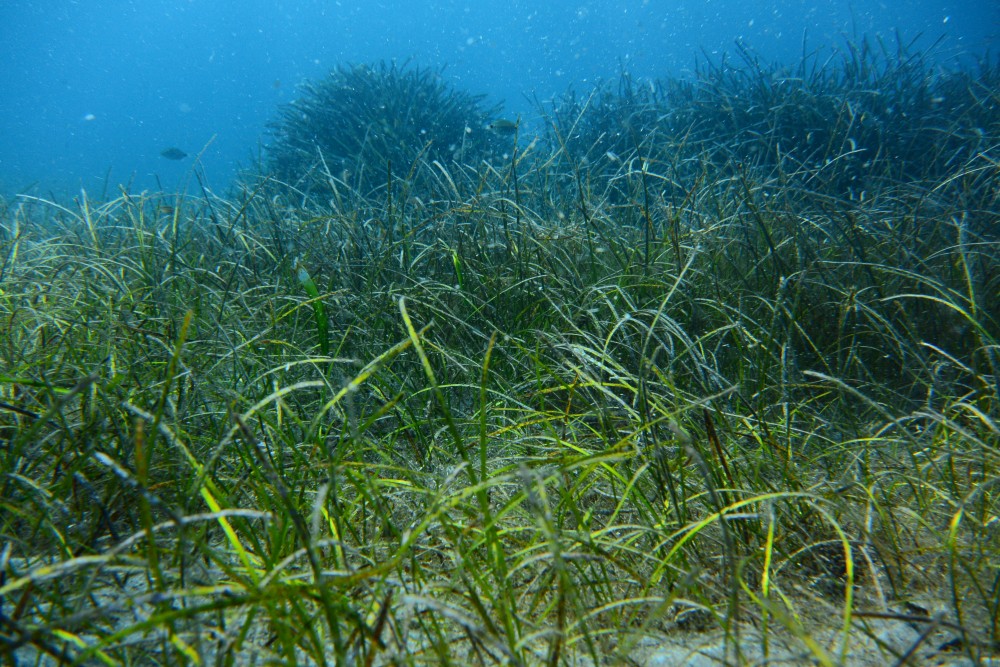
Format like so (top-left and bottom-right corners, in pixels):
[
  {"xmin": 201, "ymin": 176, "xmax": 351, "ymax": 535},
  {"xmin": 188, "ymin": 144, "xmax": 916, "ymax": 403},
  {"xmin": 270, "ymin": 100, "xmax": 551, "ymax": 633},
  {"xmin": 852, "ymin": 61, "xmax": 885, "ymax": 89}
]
[
  {"xmin": 266, "ymin": 61, "xmax": 499, "ymax": 195},
  {"xmin": 541, "ymin": 72, "xmax": 667, "ymax": 190},
  {"xmin": 541, "ymin": 36, "xmax": 999, "ymax": 243},
  {"xmin": 660, "ymin": 37, "xmax": 1000, "ymax": 197}
]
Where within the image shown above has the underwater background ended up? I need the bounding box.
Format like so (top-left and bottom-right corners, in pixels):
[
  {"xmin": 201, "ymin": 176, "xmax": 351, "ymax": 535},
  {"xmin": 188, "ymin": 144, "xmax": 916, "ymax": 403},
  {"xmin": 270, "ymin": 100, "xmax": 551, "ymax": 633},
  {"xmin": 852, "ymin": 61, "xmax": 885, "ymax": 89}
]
[
  {"xmin": 2, "ymin": 2, "xmax": 999, "ymax": 663},
  {"xmin": 0, "ymin": 0, "xmax": 996, "ymax": 197}
]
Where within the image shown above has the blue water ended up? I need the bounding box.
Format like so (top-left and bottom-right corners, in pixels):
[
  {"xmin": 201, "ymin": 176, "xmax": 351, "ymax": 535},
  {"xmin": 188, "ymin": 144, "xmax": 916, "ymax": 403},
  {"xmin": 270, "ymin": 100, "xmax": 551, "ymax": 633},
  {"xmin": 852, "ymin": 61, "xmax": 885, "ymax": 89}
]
[{"xmin": 1, "ymin": 0, "xmax": 996, "ymax": 197}]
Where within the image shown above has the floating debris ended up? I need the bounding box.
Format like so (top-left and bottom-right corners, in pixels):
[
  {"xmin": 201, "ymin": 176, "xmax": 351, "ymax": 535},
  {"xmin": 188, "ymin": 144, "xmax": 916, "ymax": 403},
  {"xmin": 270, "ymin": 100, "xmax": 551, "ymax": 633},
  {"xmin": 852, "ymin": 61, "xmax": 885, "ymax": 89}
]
[{"xmin": 160, "ymin": 147, "xmax": 188, "ymax": 160}]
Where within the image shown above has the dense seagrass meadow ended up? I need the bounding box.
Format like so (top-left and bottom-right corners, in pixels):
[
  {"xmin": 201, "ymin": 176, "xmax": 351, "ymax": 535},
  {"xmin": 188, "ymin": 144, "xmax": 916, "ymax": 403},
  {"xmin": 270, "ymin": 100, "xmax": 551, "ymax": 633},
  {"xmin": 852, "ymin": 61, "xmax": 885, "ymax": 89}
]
[{"xmin": 1, "ymin": 41, "xmax": 998, "ymax": 665}]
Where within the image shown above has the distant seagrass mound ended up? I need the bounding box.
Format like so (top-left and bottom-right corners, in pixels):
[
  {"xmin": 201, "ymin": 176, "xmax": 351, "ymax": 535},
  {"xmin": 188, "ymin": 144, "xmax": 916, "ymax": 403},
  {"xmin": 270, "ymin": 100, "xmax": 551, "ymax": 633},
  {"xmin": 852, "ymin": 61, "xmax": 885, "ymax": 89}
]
[
  {"xmin": 539, "ymin": 36, "xmax": 998, "ymax": 226},
  {"xmin": 266, "ymin": 61, "xmax": 500, "ymax": 195}
]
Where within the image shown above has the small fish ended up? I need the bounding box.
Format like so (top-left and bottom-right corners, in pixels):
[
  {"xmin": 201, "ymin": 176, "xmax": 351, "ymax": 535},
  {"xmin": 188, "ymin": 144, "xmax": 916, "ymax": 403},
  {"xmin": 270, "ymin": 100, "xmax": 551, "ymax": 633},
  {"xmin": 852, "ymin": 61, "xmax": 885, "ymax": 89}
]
[
  {"xmin": 157, "ymin": 205, "xmax": 175, "ymax": 216},
  {"xmin": 486, "ymin": 119, "xmax": 518, "ymax": 135},
  {"xmin": 160, "ymin": 147, "xmax": 188, "ymax": 160}
]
